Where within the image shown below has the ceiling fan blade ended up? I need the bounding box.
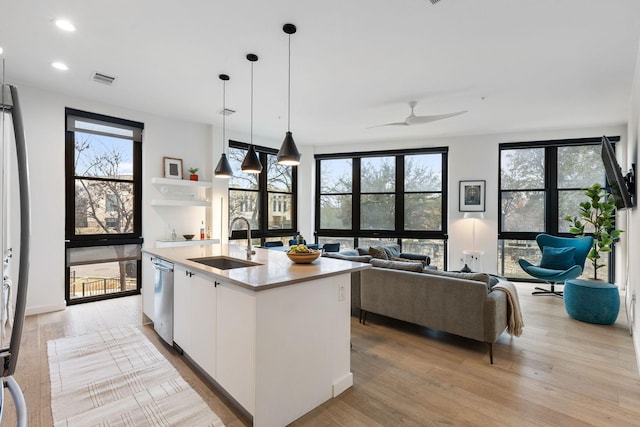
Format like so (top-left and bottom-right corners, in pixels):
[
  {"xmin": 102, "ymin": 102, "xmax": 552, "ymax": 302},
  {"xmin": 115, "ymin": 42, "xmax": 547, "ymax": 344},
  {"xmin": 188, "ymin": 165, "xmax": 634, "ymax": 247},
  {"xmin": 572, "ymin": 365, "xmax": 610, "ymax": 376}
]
[
  {"xmin": 405, "ymin": 110, "xmax": 468, "ymax": 125},
  {"xmin": 367, "ymin": 121, "xmax": 409, "ymax": 129}
]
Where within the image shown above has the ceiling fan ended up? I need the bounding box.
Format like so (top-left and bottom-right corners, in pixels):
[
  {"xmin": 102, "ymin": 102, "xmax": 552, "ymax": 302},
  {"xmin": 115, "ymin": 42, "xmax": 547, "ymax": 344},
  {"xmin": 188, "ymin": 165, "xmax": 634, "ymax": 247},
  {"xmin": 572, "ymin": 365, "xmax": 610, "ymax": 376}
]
[{"xmin": 371, "ymin": 101, "xmax": 467, "ymax": 128}]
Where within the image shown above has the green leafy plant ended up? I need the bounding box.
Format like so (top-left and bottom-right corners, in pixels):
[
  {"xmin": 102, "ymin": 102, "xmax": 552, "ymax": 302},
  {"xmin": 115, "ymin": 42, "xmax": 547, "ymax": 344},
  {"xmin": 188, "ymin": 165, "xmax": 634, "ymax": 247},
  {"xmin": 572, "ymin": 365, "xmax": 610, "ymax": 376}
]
[
  {"xmin": 564, "ymin": 183, "xmax": 623, "ymax": 280},
  {"xmin": 188, "ymin": 167, "xmax": 199, "ymax": 175}
]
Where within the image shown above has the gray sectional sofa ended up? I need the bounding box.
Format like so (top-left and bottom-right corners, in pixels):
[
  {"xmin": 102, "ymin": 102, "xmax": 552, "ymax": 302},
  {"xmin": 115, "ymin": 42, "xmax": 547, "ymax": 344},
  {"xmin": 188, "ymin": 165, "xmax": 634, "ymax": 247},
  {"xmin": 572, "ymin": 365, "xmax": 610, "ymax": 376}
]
[{"xmin": 324, "ymin": 245, "xmax": 509, "ymax": 363}]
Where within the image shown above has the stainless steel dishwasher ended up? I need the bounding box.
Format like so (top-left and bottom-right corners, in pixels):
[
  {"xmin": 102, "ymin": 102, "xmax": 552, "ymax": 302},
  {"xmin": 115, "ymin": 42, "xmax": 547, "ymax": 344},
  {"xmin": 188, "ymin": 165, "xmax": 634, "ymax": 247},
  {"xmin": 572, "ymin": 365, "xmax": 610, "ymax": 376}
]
[{"xmin": 152, "ymin": 258, "xmax": 174, "ymax": 345}]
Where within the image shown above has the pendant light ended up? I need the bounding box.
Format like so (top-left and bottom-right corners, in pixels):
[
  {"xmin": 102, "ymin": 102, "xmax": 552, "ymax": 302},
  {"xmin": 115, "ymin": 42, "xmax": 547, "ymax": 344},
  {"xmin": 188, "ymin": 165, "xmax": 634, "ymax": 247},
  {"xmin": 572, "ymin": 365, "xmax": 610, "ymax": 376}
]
[
  {"xmin": 277, "ymin": 23, "xmax": 301, "ymax": 166},
  {"xmin": 241, "ymin": 53, "xmax": 263, "ymax": 174},
  {"xmin": 214, "ymin": 74, "xmax": 233, "ymax": 178}
]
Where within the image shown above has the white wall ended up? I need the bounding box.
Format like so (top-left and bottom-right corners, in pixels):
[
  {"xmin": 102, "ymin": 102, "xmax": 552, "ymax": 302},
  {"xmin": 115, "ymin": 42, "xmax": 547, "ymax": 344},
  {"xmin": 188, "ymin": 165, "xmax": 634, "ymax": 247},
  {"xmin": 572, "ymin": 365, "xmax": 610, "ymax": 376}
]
[
  {"xmin": 14, "ymin": 84, "xmax": 214, "ymax": 315},
  {"xmin": 311, "ymin": 124, "xmax": 626, "ymax": 274},
  {"xmin": 627, "ymin": 41, "xmax": 640, "ymax": 373}
]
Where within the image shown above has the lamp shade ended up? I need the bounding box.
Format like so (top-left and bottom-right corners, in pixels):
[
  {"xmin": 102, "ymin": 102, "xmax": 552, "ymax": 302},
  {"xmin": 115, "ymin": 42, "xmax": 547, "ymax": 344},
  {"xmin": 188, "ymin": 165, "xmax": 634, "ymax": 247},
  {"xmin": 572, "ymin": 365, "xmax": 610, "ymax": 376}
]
[
  {"xmin": 241, "ymin": 144, "xmax": 262, "ymax": 174},
  {"xmin": 214, "ymin": 73, "xmax": 232, "ymax": 179},
  {"xmin": 278, "ymin": 23, "xmax": 301, "ymax": 166},
  {"xmin": 277, "ymin": 131, "xmax": 301, "ymax": 165},
  {"xmin": 214, "ymin": 153, "xmax": 233, "ymax": 178},
  {"xmin": 464, "ymin": 212, "xmax": 485, "ymax": 220}
]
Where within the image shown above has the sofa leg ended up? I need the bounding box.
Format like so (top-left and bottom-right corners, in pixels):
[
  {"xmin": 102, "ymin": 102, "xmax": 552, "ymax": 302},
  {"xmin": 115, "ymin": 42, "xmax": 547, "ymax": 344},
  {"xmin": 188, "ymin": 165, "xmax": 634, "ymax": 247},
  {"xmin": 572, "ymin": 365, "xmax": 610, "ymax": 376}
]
[
  {"xmin": 488, "ymin": 343, "xmax": 493, "ymax": 364},
  {"xmin": 361, "ymin": 310, "xmax": 368, "ymax": 325}
]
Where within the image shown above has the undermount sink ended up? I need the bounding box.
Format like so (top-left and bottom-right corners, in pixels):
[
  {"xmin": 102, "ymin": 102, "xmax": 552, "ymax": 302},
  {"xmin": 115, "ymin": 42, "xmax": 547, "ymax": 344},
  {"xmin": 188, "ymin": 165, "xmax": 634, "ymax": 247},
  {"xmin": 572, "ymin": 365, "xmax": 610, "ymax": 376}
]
[{"xmin": 188, "ymin": 256, "xmax": 261, "ymax": 270}]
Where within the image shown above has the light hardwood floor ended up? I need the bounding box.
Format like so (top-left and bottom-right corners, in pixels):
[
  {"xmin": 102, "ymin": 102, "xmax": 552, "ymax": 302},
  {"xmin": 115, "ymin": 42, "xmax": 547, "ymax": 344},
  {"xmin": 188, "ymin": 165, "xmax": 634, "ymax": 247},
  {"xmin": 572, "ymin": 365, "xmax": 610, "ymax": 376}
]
[{"xmin": 3, "ymin": 282, "xmax": 640, "ymax": 426}]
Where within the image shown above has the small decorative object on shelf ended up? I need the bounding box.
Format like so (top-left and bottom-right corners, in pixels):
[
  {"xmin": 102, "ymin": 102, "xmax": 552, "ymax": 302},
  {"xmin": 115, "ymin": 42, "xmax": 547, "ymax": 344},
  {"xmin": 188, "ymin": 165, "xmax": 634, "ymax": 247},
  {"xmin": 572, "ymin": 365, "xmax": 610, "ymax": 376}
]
[
  {"xmin": 189, "ymin": 167, "xmax": 199, "ymax": 181},
  {"xmin": 183, "ymin": 234, "xmax": 195, "ymax": 240},
  {"xmin": 163, "ymin": 157, "xmax": 183, "ymax": 180},
  {"xmin": 200, "ymin": 221, "xmax": 205, "ymax": 240}
]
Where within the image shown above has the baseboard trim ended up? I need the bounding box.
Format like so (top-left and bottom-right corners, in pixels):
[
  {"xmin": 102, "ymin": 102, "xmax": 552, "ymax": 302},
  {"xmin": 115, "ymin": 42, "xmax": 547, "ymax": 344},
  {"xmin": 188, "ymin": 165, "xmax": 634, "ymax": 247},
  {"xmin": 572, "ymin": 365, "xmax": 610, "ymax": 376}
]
[
  {"xmin": 333, "ymin": 372, "xmax": 353, "ymax": 397},
  {"xmin": 25, "ymin": 301, "xmax": 66, "ymax": 316}
]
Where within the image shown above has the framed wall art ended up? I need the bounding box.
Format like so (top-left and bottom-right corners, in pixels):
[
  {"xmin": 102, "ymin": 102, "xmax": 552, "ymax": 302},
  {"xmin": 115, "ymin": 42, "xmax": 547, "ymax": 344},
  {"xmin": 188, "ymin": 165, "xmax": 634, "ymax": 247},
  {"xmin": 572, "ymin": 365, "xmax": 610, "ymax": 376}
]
[
  {"xmin": 163, "ymin": 157, "xmax": 183, "ymax": 180},
  {"xmin": 459, "ymin": 180, "xmax": 485, "ymax": 212}
]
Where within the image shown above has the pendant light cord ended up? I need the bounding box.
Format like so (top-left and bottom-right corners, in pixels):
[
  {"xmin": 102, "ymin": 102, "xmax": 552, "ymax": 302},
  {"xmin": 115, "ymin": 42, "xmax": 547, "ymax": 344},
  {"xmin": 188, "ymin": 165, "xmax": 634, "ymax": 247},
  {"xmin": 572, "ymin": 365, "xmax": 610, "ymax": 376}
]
[
  {"xmin": 287, "ymin": 33, "xmax": 291, "ymax": 132},
  {"xmin": 250, "ymin": 60, "xmax": 254, "ymax": 145},
  {"xmin": 222, "ymin": 79, "xmax": 226, "ymax": 155}
]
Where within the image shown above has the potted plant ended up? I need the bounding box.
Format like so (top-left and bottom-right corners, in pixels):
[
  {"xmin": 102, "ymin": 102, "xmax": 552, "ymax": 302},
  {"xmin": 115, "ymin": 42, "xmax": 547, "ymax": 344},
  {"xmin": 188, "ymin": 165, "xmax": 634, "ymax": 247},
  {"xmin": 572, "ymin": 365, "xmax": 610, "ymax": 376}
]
[
  {"xmin": 188, "ymin": 167, "xmax": 199, "ymax": 181},
  {"xmin": 564, "ymin": 183, "xmax": 623, "ymax": 280}
]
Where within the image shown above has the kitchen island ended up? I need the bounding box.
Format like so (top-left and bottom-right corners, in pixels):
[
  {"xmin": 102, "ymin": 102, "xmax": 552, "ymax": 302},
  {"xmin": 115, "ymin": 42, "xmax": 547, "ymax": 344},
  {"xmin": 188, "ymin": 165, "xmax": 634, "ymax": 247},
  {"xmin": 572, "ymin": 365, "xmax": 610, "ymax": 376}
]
[{"xmin": 142, "ymin": 244, "xmax": 370, "ymax": 427}]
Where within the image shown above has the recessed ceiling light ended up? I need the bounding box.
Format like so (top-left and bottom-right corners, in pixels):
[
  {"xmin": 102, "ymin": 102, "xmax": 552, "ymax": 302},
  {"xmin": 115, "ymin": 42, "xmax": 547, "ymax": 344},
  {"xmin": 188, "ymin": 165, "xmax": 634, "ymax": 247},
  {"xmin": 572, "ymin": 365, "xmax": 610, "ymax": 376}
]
[
  {"xmin": 0, "ymin": 47, "xmax": 3, "ymax": 55},
  {"xmin": 52, "ymin": 61, "xmax": 68, "ymax": 71},
  {"xmin": 55, "ymin": 19, "xmax": 76, "ymax": 32}
]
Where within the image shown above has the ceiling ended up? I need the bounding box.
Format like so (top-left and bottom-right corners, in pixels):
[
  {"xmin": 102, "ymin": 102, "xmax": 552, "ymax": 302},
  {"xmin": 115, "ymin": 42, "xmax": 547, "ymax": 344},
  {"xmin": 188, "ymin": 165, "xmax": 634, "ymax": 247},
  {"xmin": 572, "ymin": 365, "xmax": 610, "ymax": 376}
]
[{"xmin": 2, "ymin": 0, "xmax": 640, "ymax": 147}]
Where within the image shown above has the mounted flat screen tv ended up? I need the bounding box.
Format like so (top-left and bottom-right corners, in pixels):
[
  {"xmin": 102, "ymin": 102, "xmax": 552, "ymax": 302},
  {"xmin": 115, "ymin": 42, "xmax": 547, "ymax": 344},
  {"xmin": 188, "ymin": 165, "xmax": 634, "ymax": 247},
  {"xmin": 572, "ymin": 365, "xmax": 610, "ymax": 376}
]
[{"xmin": 600, "ymin": 135, "xmax": 635, "ymax": 210}]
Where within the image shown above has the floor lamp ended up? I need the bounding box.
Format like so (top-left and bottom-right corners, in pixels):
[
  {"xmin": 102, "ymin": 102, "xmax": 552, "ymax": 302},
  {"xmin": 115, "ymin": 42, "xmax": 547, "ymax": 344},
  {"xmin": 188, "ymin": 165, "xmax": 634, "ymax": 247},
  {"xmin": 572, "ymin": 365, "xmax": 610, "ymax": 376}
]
[{"xmin": 462, "ymin": 212, "xmax": 484, "ymax": 272}]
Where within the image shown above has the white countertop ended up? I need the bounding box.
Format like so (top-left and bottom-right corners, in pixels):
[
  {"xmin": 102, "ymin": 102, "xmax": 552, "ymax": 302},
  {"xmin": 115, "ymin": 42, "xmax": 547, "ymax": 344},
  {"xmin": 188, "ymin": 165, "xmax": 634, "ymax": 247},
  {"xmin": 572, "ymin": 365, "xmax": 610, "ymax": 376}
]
[{"xmin": 143, "ymin": 244, "xmax": 370, "ymax": 291}]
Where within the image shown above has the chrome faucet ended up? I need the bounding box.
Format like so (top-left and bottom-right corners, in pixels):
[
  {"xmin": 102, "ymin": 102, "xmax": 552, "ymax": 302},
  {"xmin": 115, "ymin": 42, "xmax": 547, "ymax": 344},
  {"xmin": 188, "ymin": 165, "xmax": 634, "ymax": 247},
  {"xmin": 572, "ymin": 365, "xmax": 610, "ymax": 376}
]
[{"xmin": 229, "ymin": 216, "xmax": 256, "ymax": 260}]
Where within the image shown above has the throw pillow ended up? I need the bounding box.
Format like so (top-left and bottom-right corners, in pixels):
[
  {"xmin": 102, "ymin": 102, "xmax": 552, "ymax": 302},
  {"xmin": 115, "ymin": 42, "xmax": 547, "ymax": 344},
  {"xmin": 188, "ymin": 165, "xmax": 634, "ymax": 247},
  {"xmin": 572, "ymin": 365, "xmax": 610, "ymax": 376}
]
[
  {"xmin": 369, "ymin": 246, "xmax": 389, "ymax": 260},
  {"xmin": 370, "ymin": 258, "xmax": 424, "ymax": 272},
  {"xmin": 382, "ymin": 244, "xmax": 401, "ymax": 259},
  {"xmin": 539, "ymin": 246, "xmax": 576, "ymax": 270},
  {"xmin": 422, "ymin": 269, "xmax": 490, "ymax": 286},
  {"xmin": 356, "ymin": 247, "xmax": 370, "ymax": 256}
]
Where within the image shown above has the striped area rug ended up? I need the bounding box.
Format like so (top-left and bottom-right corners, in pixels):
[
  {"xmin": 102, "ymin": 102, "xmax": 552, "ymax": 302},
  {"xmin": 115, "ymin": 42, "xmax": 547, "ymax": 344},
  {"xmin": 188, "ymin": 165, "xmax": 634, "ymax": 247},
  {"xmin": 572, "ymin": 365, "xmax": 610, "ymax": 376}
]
[{"xmin": 48, "ymin": 326, "xmax": 224, "ymax": 426}]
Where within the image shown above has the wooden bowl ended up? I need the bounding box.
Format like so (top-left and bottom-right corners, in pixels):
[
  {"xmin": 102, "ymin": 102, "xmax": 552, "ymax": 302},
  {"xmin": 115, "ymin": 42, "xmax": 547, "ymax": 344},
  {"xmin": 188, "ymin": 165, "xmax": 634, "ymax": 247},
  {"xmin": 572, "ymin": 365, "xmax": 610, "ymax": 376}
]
[{"xmin": 286, "ymin": 250, "xmax": 321, "ymax": 264}]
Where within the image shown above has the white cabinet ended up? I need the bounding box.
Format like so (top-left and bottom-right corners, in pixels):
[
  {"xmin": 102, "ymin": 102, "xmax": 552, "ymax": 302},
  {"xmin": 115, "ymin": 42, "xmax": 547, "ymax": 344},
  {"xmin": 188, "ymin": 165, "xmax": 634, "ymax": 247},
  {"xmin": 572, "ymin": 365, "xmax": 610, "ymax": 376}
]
[
  {"xmin": 150, "ymin": 177, "xmax": 212, "ymax": 207},
  {"xmin": 174, "ymin": 265, "xmax": 217, "ymax": 377},
  {"xmin": 173, "ymin": 266, "xmax": 191, "ymax": 353},
  {"xmin": 141, "ymin": 255, "xmax": 156, "ymax": 322},
  {"xmin": 216, "ymin": 283, "xmax": 256, "ymax": 413},
  {"xmin": 190, "ymin": 271, "xmax": 217, "ymax": 376}
]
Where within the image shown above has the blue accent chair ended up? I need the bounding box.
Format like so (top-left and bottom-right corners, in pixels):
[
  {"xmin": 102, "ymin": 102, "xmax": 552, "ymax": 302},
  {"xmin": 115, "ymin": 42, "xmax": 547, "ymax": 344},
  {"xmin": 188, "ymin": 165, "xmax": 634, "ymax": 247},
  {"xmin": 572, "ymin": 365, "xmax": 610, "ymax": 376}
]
[
  {"xmin": 564, "ymin": 279, "xmax": 620, "ymax": 324},
  {"xmin": 518, "ymin": 234, "xmax": 593, "ymax": 297},
  {"xmin": 289, "ymin": 239, "xmax": 306, "ymax": 246},
  {"xmin": 264, "ymin": 241, "xmax": 284, "ymax": 248},
  {"xmin": 322, "ymin": 242, "xmax": 341, "ymax": 253}
]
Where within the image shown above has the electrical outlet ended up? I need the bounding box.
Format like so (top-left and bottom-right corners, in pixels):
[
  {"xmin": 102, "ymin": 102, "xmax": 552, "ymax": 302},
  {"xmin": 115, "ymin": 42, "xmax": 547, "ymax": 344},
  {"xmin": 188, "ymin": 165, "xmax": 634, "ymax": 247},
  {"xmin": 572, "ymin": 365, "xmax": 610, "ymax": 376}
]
[{"xmin": 338, "ymin": 285, "xmax": 345, "ymax": 301}]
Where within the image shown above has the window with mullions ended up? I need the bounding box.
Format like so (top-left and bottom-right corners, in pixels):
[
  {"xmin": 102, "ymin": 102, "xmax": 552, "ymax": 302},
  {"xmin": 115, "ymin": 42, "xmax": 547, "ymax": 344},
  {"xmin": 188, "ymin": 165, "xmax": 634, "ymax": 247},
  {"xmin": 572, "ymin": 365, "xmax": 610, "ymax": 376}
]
[
  {"xmin": 498, "ymin": 138, "xmax": 613, "ymax": 280},
  {"xmin": 316, "ymin": 148, "xmax": 447, "ymax": 268},
  {"xmin": 65, "ymin": 108, "xmax": 143, "ymax": 305},
  {"xmin": 228, "ymin": 141, "xmax": 297, "ymax": 240}
]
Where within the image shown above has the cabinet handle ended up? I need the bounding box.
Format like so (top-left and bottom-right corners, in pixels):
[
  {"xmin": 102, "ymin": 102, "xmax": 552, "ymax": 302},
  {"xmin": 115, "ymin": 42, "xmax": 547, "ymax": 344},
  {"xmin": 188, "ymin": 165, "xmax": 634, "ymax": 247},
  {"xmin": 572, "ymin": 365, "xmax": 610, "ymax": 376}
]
[
  {"xmin": 186, "ymin": 271, "xmax": 194, "ymax": 277},
  {"xmin": 214, "ymin": 281, "xmax": 219, "ymax": 287}
]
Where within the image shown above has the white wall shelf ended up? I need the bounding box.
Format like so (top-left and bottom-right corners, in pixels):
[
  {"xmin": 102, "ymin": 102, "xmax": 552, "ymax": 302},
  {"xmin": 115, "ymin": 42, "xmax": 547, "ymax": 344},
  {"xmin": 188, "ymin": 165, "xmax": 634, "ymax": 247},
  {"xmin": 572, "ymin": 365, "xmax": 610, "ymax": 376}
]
[
  {"xmin": 151, "ymin": 199, "xmax": 211, "ymax": 207},
  {"xmin": 151, "ymin": 177, "xmax": 212, "ymax": 189},
  {"xmin": 150, "ymin": 176, "xmax": 211, "ymax": 207}
]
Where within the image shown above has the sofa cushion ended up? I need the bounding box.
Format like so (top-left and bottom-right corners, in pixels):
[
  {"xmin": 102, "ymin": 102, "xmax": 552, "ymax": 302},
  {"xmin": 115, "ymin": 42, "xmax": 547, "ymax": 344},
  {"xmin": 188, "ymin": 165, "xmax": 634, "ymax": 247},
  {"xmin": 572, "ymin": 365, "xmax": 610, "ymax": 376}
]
[
  {"xmin": 336, "ymin": 249, "xmax": 359, "ymax": 256},
  {"xmin": 540, "ymin": 246, "xmax": 576, "ymax": 270},
  {"xmin": 422, "ymin": 269, "xmax": 490, "ymax": 286},
  {"xmin": 391, "ymin": 256, "xmax": 426, "ymax": 267},
  {"xmin": 322, "ymin": 252, "xmax": 372, "ymax": 263},
  {"xmin": 369, "ymin": 246, "xmax": 389, "ymax": 260},
  {"xmin": 370, "ymin": 258, "xmax": 424, "ymax": 272}
]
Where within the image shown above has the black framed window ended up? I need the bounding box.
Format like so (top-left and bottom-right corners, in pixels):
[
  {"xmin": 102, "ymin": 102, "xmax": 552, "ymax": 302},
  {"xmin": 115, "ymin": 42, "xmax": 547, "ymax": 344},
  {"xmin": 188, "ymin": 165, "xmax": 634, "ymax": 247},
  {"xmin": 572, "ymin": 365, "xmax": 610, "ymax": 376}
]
[
  {"xmin": 498, "ymin": 137, "xmax": 616, "ymax": 281},
  {"xmin": 228, "ymin": 141, "xmax": 297, "ymax": 242},
  {"xmin": 315, "ymin": 147, "xmax": 448, "ymax": 269},
  {"xmin": 65, "ymin": 108, "xmax": 143, "ymax": 304}
]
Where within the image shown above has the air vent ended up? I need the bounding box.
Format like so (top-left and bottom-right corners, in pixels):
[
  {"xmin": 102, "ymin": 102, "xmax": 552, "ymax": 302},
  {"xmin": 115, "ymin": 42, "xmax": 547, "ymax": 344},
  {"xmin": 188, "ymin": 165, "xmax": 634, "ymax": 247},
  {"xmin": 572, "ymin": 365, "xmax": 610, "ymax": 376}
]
[
  {"xmin": 218, "ymin": 108, "xmax": 235, "ymax": 116},
  {"xmin": 91, "ymin": 72, "xmax": 116, "ymax": 85}
]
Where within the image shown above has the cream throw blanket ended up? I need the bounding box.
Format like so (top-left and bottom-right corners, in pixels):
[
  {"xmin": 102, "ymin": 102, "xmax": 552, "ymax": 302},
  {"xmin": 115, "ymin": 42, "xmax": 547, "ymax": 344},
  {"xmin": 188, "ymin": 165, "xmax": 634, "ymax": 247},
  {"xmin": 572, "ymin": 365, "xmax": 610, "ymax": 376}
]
[{"xmin": 493, "ymin": 281, "xmax": 524, "ymax": 337}]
